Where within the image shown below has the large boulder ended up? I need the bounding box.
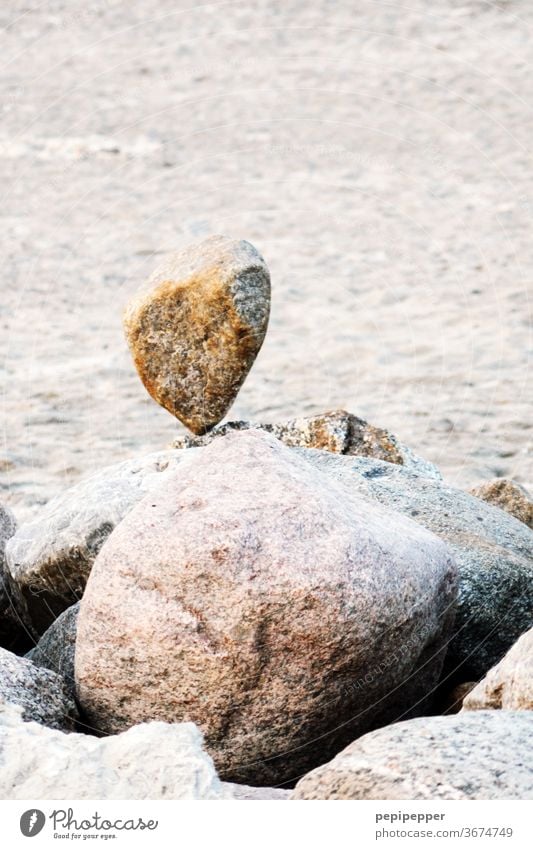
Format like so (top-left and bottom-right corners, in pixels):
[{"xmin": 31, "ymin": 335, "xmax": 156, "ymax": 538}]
[
  {"xmin": 75, "ymin": 430, "xmax": 456, "ymax": 786},
  {"xmin": 300, "ymin": 451, "xmax": 533, "ymax": 680},
  {"xmin": 27, "ymin": 603, "xmax": 79, "ymax": 697},
  {"xmin": 0, "ymin": 504, "xmax": 35, "ymax": 653},
  {"xmin": 123, "ymin": 235, "xmax": 270, "ymax": 434},
  {"xmin": 5, "ymin": 450, "xmax": 196, "ymax": 632},
  {"xmin": 463, "ymin": 626, "xmax": 533, "ymax": 711},
  {"xmin": 0, "ymin": 647, "xmax": 77, "ymax": 731},
  {"xmin": 292, "ymin": 711, "xmax": 533, "ymax": 799},
  {"xmin": 469, "ymin": 479, "xmax": 532, "ymax": 529},
  {"xmin": 0, "ymin": 704, "xmax": 229, "ymax": 800},
  {"xmin": 171, "ymin": 409, "xmax": 441, "ymax": 479}
]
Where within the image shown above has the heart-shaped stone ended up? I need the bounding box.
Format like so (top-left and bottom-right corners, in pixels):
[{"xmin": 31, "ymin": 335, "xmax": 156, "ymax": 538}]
[{"xmin": 124, "ymin": 235, "xmax": 270, "ymax": 434}]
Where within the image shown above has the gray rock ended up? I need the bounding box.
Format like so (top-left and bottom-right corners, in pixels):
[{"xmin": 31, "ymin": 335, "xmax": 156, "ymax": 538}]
[
  {"xmin": 463, "ymin": 626, "xmax": 533, "ymax": 711},
  {"xmin": 300, "ymin": 451, "xmax": 533, "ymax": 680},
  {"xmin": 0, "ymin": 704, "xmax": 230, "ymax": 800},
  {"xmin": 76, "ymin": 430, "xmax": 456, "ymax": 786},
  {"xmin": 292, "ymin": 711, "xmax": 533, "ymax": 799},
  {"xmin": 0, "ymin": 647, "xmax": 78, "ymax": 731},
  {"xmin": 171, "ymin": 409, "xmax": 441, "ymax": 479},
  {"xmin": 27, "ymin": 603, "xmax": 79, "ymax": 697},
  {"xmin": 5, "ymin": 450, "xmax": 197, "ymax": 632},
  {"xmin": 123, "ymin": 235, "xmax": 271, "ymax": 434},
  {"xmin": 469, "ymin": 479, "xmax": 532, "ymax": 529},
  {"xmin": 224, "ymin": 783, "xmax": 290, "ymax": 800},
  {"xmin": 0, "ymin": 505, "xmax": 36, "ymax": 653}
]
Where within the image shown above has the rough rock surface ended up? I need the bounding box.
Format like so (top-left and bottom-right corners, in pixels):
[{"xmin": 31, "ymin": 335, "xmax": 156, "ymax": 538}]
[
  {"xmin": 225, "ymin": 783, "xmax": 290, "ymax": 800},
  {"xmin": 0, "ymin": 647, "xmax": 77, "ymax": 731},
  {"xmin": 5, "ymin": 450, "xmax": 196, "ymax": 632},
  {"xmin": 469, "ymin": 479, "xmax": 533, "ymax": 529},
  {"xmin": 123, "ymin": 235, "xmax": 270, "ymax": 434},
  {"xmin": 463, "ymin": 626, "xmax": 533, "ymax": 711},
  {"xmin": 0, "ymin": 704, "xmax": 229, "ymax": 800},
  {"xmin": 27, "ymin": 603, "xmax": 79, "ymax": 697},
  {"xmin": 1, "ymin": 505, "xmax": 36, "ymax": 652},
  {"xmin": 300, "ymin": 451, "xmax": 533, "ymax": 681},
  {"xmin": 76, "ymin": 430, "xmax": 456, "ymax": 786},
  {"xmin": 291, "ymin": 711, "xmax": 533, "ymax": 799},
  {"xmin": 171, "ymin": 409, "xmax": 441, "ymax": 479}
]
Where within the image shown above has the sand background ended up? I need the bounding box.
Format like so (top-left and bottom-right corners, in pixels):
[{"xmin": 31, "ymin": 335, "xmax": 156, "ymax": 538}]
[{"xmin": 0, "ymin": 0, "xmax": 531, "ymax": 522}]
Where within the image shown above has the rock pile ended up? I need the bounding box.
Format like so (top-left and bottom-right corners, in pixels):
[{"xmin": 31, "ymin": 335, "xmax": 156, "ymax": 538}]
[
  {"xmin": 75, "ymin": 430, "xmax": 456, "ymax": 786},
  {"xmin": 0, "ymin": 235, "xmax": 531, "ymax": 799}
]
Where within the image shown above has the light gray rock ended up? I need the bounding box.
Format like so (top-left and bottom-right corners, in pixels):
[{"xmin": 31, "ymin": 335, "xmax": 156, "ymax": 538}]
[
  {"xmin": 299, "ymin": 451, "xmax": 533, "ymax": 681},
  {"xmin": 0, "ymin": 704, "xmax": 230, "ymax": 800},
  {"xmin": 171, "ymin": 409, "xmax": 442, "ymax": 479},
  {"xmin": 76, "ymin": 430, "xmax": 456, "ymax": 786},
  {"xmin": 27, "ymin": 603, "xmax": 79, "ymax": 697},
  {"xmin": 292, "ymin": 711, "xmax": 533, "ymax": 799},
  {"xmin": 463, "ymin": 626, "xmax": 533, "ymax": 711},
  {"xmin": 124, "ymin": 235, "xmax": 271, "ymax": 434},
  {"xmin": 0, "ymin": 647, "xmax": 78, "ymax": 731},
  {"xmin": 5, "ymin": 450, "xmax": 197, "ymax": 632},
  {"xmin": 0, "ymin": 504, "xmax": 35, "ymax": 653},
  {"xmin": 225, "ymin": 783, "xmax": 290, "ymax": 800}
]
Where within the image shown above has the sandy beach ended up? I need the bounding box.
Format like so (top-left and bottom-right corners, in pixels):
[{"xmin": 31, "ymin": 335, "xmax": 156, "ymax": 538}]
[{"xmin": 1, "ymin": 0, "xmax": 531, "ymax": 522}]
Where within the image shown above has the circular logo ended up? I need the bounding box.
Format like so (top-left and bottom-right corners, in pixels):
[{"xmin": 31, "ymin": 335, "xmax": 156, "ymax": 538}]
[{"xmin": 20, "ymin": 810, "xmax": 46, "ymax": 837}]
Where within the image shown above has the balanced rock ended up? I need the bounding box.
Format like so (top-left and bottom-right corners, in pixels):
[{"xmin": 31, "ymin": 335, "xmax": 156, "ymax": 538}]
[
  {"xmin": 0, "ymin": 647, "xmax": 77, "ymax": 731},
  {"xmin": 171, "ymin": 409, "xmax": 441, "ymax": 479},
  {"xmin": 463, "ymin": 626, "xmax": 533, "ymax": 711},
  {"xmin": 0, "ymin": 704, "xmax": 229, "ymax": 800},
  {"xmin": 5, "ymin": 450, "xmax": 195, "ymax": 632},
  {"xmin": 75, "ymin": 430, "xmax": 456, "ymax": 786},
  {"xmin": 27, "ymin": 603, "xmax": 79, "ymax": 697},
  {"xmin": 292, "ymin": 711, "xmax": 533, "ymax": 799},
  {"xmin": 469, "ymin": 479, "xmax": 532, "ymax": 529},
  {"xmin": 123, "ymin": 235, "xmax": 270, "ymax": 434},
  {"xmin": 300, "ymin": 451, "xmax": 533, "ymax": 681},
  {"xmin": 0, "ymin": 504, "xmax": 35, "ymax": 653}
]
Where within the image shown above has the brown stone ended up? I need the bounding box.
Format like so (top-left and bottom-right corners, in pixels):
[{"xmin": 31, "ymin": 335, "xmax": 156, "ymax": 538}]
[
  {"xmin": 469, "ymin": 479, "xmax": 532, "ymax": 529},
  {"xmin": 123, "ymin": 235, "xmax": 270, "ymax": 434},
  {"xmin": 75, "ymin": 430, "xmax": 456, "ymax": 786}
]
